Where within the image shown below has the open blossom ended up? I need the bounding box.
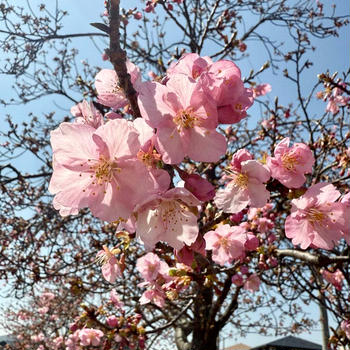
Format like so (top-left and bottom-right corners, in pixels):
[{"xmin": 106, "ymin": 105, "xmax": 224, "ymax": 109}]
[
  {"xmin": 214, "ymin": 149, "xmax": 270, "ymax": 214},
  {"xmin": 167, "ymin": 53, "xmax": 253, "ymax": 124},
  {"xmin": 252, "ymin": 83, "xmax": 272, "ymax": 98},
  {"xmin": 285, "ymin": 183, "xmax": 345, "ymax": 249},
  {"xmin": 341, "ymin": 320, "xmax": 350, "ymax": 340},
  {"xmin": 110, "ymin": 289, "xmax": 124, "ymax": 309},
  {"xmin": 340, "ymin": 192, "xmax": 350, "ymax": 244},
  {"xmin": 322, "ymin": 269, "xmax": 344, "ymax": 291},
  {"xmin": 70, "ymin": 100, "xmax": 103, "ymax": 129},
  {"xmin": 79, "ymin": 328, "xmax": 104, "ymax": 347},
  {"xmin": 267, "ymin": 138, "xmax": 314, "ymax": 188},
  {"xmin": 135, "ymin": 187, "xmax": 200, "ymax": 250},
  {"xmin": 139, "ymin": 286, "xmax": 166, "ymax": 308},
  {"xmin": 96, "ymin": 246, "xmax": 121, "ymax": 283},
  {"xmin": 138, "ymin": 74, "xmax": 226, "ymax": 164},
  {"xmin": 136, "ymin": 252, "xmax": 169, "ymax": 281},
  {"xmin": 204, "ymin": 224, "xmax": 247, "ymax": 265},
  {"xmin": 243, "ymin": 274, "xmax": 260, "ymax": 292},
  {"xmin": 95, "ymin": 60, "xmax": 142, "ymax": 109},
  {"xmin": 49, "ymin": 119, "xmax": 161, "ymax": 221}
]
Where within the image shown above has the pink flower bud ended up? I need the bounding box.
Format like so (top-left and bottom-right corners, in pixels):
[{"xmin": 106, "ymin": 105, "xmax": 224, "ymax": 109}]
[
  {"xmin": 244, "ymin": 234, "xmax": 259, "ymax": 251},
  {"xmin": 179, "ymin": 171, "xmax": 215, "ymax": 202},
  {"xmin": 232, "ymin": 274, "xmax": 244, "ymax": 286},
  {"xmin": 107, "ymin": 315, "xmax": 119, "ymax": 328},
  {"xmin": 134, "ymin": 11, "xmax": 142, "ymax": 20}
]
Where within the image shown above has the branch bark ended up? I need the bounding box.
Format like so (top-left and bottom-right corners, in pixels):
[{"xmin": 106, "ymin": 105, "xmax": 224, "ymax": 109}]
[{"xmin": 108, "ymin": 0, "xmax": 142, "ymax": 119}]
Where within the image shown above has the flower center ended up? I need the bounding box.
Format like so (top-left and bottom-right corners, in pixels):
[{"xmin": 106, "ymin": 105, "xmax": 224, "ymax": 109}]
[
  {"xmin": 307, "ymin": 208, "xmax": 325, "ymax": 224},
  {"xmin": 91, "ymin": 157, "xmax": 120, "ymax": 185},
  {"xmin": 281, "ymin": 152, "xmax": 299, "ymax": 171},
  {"xmin": 173, "ymin": 108, "xmax": 199, "ymax": 130},
  {"xmin": 234, "ymin": 173, "xmax": 249, "ymax": 188}
]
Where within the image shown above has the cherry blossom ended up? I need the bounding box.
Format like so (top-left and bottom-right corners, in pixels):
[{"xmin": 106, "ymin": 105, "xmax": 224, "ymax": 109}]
[
  {"xmin": 285, "ymin": 183, "xmax": 345, "ymax": 249},
  {"xmin": 267, "ymin": 137, "xmax": 314, "ymax": 188},
  {"xmin": 322, "ymin": 269, "xmax": 344, "ymax": 291},
  {"xmin": 95, "ymin": 60, "xmax": 142, "ymax": 109},
  {"xmin": 252, "ymin": 83, "xmax": 272, "ymax": 98},
  {"xmin": 138, "ymin": 74, "xmax": 226, "ymax": 164},
  {"xmin": 96, "ymin": 246, "xmax": 121, "ymax": 283},
  {"xmin": 243, "ymin": 274, "xmax": 261, "ymax": 292},
  {"xmin": 79, "ymin": 328, "xmax": 104, "ymax": 347},
  {"xmin": 204, "ymin": 224, "xmax": 247, "ymax": 266},
  {"xmin": 136, "ymin": 252, "xmax": 169, "ymax": 282},
  {"xmin": 49, "ymin": 119, "xmax": 161, "ymax": 221},
  {"xmin": 70, "ymin": 100, "xmax": 104, "ymax": 129},
  {"xmin": 214, "ymin": 149, "xmax": 270, "ymax": 213},
  {"xmin": 135, "ymin": 187, "xmax": 200, "ymax": 250}
]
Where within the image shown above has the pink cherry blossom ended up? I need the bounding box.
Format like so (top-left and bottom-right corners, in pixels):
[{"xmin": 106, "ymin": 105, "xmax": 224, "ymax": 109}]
[
  {"xmin": 267, "ymin": 138, "xmax": 315, "ymax": 188},
  {"xmin": 322, "ymin": 269, "xmax": 344, "ymax": 291},
  {"xmin": 326, "ymin": 95, "xmax": 349, "ymax": 115},
  {"xmin": 110, "ymin": 289, "xmax": 124, "ymax": 309},
  {"xmin": 70, "ymin": 100, "xmax": 104, "ymax": 129},
  {"xmin": 243, "ymin": 274, "xmax": 260, "ymax": 292},
  {"xmin": 175, "ymin": 235, "xmax": 206, "ymax": 266},
  {"xmin": 136, "ymin": 252, "xmax": 169, "ymax": 281},
  {"xmin": 178, "ymin": 170, "xmax": 215, "ymax": 202},
  {"xmin": 340, "ymin": 192, "xmax": 350, "ymax": 244},
  {"xmin": 95, "ymin": 60, "xmax": 141, "ymax": 109},
  {"xmin": 135, "ymin": 187, "xmax": 200, "ymax": 250},
  {"xmin": 232, "ymin": 274, "xmax": 244, "ymax": 286},
  {"xmin": 138, "ymin": 74, "xmax": 226, "ymax": 164},
  {"xmin": 285, "ymin": 183, "xmax": 346, "ymax": 249},
  {"xmin": 167, "ymin": 53, "xmax": 212, "ymax": 80},
  {"xmin": 49, "ymin": 119, "xmax": 160, "ymax": 221},
  {"xmin": 214, "ymin": 149, "xmax": 270, "ymax": 214},
  {"xmin": 252, "ymin": 83, "xmax": 272, "ymax": 98},
  {"xmin": 204, "ymin": 60, "xmax": 253, "ymax": 124},
  {"xmin": 96, "ymin": 246, "xmax": 121, "ymax": 283},
  {"xmin": 139, "ymin": 287, "xmax": 166, "ymax": 308},
  {"xmin": 106, "ymin": 315, "xmax": 119, "ymax": 328},
  {"xmin": 341, "ymin": 320, "xmax": 350, "ymax": 340},
  {"xmin": 204, "ymin": 224, "xmax": 247, "ymax": 265},
  {"xmin": 79, "ymin": 328, "xmax": 104, "ymax": 347}
]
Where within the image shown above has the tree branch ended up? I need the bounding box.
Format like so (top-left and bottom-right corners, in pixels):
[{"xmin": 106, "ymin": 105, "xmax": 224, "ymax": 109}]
[{"xmin": 108, "ymin": 0, "xmax": 142, "ymax": 119}]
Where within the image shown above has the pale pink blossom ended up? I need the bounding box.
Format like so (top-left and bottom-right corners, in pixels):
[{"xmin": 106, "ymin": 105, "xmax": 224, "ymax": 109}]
[
  {"xmin": 322, "ymin": 269, "xmax": 344, "ymax": 291},
  {"xmin": 96, "ymin": 246, "xmax": 121, "ymax": 283},
  {"xmin": 232, "ymin": 274, "xmax": 244, "ymax": 286},
  {"xmin": 70, "ymin": 100, "xmax": 104, "ymax": 129},
  {"xmin": 95, "ymin": 60, "xmax": 141, "ymax": 109},
  {"xmin": 204, "ymin": 60, "xmax": 253, "ymax": 124},
  {"xmin": 340, "ymin": 192, "xmax": 350, "ymax": 244},
  {"xmin": 110, "ymin": 289, "xmax": 124, "ymax": 309},
  {"xmin": 285, "ymin": 183, "xmax": 345, "ymax": 249},
  {"xmin": 79, "ymin": 328, "xmax": 104, "ymax": 347},
  {"xmin": 256, "ymin": 217, "xmax": 274, "ymax": 233},
  {"xmin": 135, "ymin": 187, "xmax": 200, "ymax": 250},
  {"xmin": 38, "ymin": 306, "xmax": 49, "ymax": 314},
  {"xmin": 139, "ymin": 287, "xmax": 165, "ymax": 308},
  {"xmin": 252, "ymin": 84, "xmax": 272, "ymax": 98},
  {"xmin": 138, "ymin": 74, "xmax": 226, "ymax": 164},
  {"xmin": 244, "ymin": 274, "xmax": 260, "ymax": 292},
  {"xmin": 40, "ymin": 292, "xmax": 55, "ymax": 303},
  {"xmin": 49, "ymin": 119, "xmax": 160, "ymax": 221},
  {"xmin": 326, "ymin": 95, "xmax": 349, "ymax": 115},
  {"xmin": 204, "ymin": 224, "xmax": 247, "ymax": 265},
  {"xmin": 267, "ymin": 138, "xmax": 314, "ymax": 188},
  {"xmin": 214, "ymin": 149, "xmax": 270, "ymax": 214},
  {"xmin": 136, "ymin": 252, "xmax": 169, "ymax": 281},
  {"xmin": 341, "ymin": 320, "xmax": 350, "ymax": 340}
]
